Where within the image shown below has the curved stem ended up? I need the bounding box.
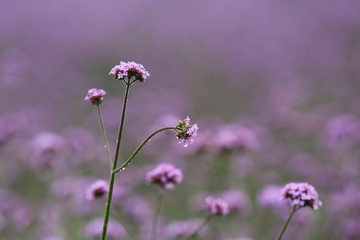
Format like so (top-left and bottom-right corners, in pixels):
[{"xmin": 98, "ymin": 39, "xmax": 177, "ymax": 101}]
[
  {"xmin": 185, "ymin": 215, "xmax": 213, "ymax": 240},
  {"xmin": 97, "ymin": 105, "xmax": 113, "ymax": 168},
  {"xmin": 113, "ymin": 127, "xmax": 175, "ymax": 174},
  {"xmin": 151, "ymin": 192, "xmax": 165, "ymax": 240},
  {"xmin": 275, "ymin": 206, "xmax": 298, "ymax": 240},
  {"xmin": 101, "ymin": 83, "xmax": 131, "ymax": 240}
]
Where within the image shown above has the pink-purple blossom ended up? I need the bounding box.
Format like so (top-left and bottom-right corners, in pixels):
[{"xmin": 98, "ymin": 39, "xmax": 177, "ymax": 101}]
[
  {"xmin": 176, "ymin": 116, "xmax": 199, "ymax": 147},
  {"xmin": 145, "ymin": 163, "xmax": 183, "ymax": 193},
  {"xmin": 84, "ymin": 88, "xmax": 106, "ymax": 105},
  {"xmin": 281, "ymin": 182, "xmax": 322, "ymax": 210},
  {"xmin": 109, "ymin": 61, "xmax": 150, "ymax": 82},
  {"xmin": 85, "ymin": 180, "xmax": 109, "ymax": 200},
  {"xmin": 205, "ymin": 196, "xmax": 230, "ymax": 216}
]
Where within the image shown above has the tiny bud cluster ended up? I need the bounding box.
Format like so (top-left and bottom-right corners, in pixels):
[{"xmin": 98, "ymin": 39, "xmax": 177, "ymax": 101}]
[
  {"xmin": 281, "ymin": 182, "xmax": 322, "ymax": 210},
  {"xmin": 205, "ymin": 196, "xmax": 230, "ymax": 216},
  {"xmin": 109, "ymin": 61, "xmax": 150, "ymax": 83},
  {"xmin": 84, "ymin": 88, "xmax": 106, "ymax": 105},
  {"xmin": 176, "ymin": 116, "xmax": 199, "ymax": 147},
  {"xmin": 146, "ymin": 163, "xmax": 183, "ymax": 193}
]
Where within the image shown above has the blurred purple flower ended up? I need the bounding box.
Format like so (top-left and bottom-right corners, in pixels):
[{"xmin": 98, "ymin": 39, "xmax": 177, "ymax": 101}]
[
  {"xmin": 321, "ymin": 115, "xmax": 360, "ymax": 152},
  {"xmin": 85, "ymin": 180, "xmax": 109, "ymax": 201},
  {"xmin": 166, "ymin": 219, "xmax": 207, "ymax": 239},
  {"xmin": 84, "ymin": 218, "xmax": 125, "ymax": 239},
  {"xmin": 257, "ymin": 185, "xmax": 289, "ymax": 216},
  {"xmin": 219, "ymin": 189, "xmax": 250, "ymax": 214},
  {"xmin": 109, "ymin": 61, "xmax": 150, "ymax": 82},
  {"xmin": 176, "ymin": 116, "xmax": 199, "ymax": 147},
  {"xmin": 61, "ymin": 127, "xmax": 95, "ymax": 164},
  {"xmin": 281, "ymin": 182, "xmax": 322, "ymax": 210},
  {"xmin": 42, "ymin": 236, "xmax": 63, "ymax": 240},
  {"xmin": 121, "ymin": 196, "xmax": 152, "ymax": 223},
  {"xmin": 84, "ymin": 88, "xmax": 106, "ymax": 105},
  {"xmin": 23, "ymin": 131, "xmax": 68, "ymax": 171},
  {"xmin": 205, "ymin": 196, "xmax": 230, "ymax": 216},
  {"xmin": 223, "ymin": 238, "xmax": 253, "ymax": 240},
  {"xmin": 196, "ymin": 124, "xmax": 259, "ymax": 154},
  {"xmin": 146, "ymin": 163, "xmax": 183, "ymax": 193}
]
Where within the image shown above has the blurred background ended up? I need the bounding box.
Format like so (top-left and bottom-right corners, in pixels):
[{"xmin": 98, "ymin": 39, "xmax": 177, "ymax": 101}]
[{"xmin": 1, "ymin": 0, "xmax": 360, "ymax": 239}]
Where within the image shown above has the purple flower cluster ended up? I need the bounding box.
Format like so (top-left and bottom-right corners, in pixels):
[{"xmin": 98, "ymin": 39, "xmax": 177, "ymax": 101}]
[
  {"xmin": 109, "ymin": 61, "xmax": 150, "ymax": 82},
  {"xmin": 281, "ymin": 182, "xmax": 322, "ymax": 210},
  {"xmin": 85, "ymin": 180, "xmax": 109, "ymax": 201},
  {"xmin": 176, "ymin": 116, "xmax": 199, "ymax": 147},
  {"xmin": 84, "ymin": 88, "xmax": 106, "ymax": 105},
  {"xmin": 146, "ymin": 163, "xmax": 183, "ymax": 193},
  {"xmin": 205, "ymin": 196, "xmax": 230, "ymax": 216}
]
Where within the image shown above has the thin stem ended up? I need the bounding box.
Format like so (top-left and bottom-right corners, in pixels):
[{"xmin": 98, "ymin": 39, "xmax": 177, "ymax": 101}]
[
  {"xmin": 97, "ymin": 105, "xmax": 113, "ymax": 168},
  {"xmin": 275, "ymin": 206, "xmax": 298, "ymax": 240},
  {"xmin": 185, "ymin": 215, "xmax": 213, "ymax": 240},
  {"xmin": 113, "ymin": 127, "xmax": 175, "ymax": 173},
  {"xmin": 113, "ymin": 83, "xmax": 131, "ymax": 170},
  {"xmin": 100, "ymin": 83, "xmax": 131, "ymax": 240},
  {"xmin": 151, "ymin": 192, "xmax": 165, "ymax": 240}
]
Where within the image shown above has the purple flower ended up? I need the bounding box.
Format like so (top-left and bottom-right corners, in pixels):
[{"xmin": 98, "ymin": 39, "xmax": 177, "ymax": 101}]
[
  {"xmin": 166, "ymin": 219, "xmax": 207, "ymax": 238},
  {"xmin": 145, "ymin": 163, "xmax": 183, "ymax": 193},
  {"xmin": 109, "ymin": 61, "xmax": 150, "ymax": 82},
  {"xmin": 85, "ymin": 180, "xmax": 109, "ymax": 200},
  {"xmin": 281, "ymin": 182, "xmax": 322, "ymax": 210},
  {"xmin": 84, "ymin": 88, "xmax": 106, "ymax": 105},
  {"xmin": 176, "ymin": 116, "xmax": 199, "ymax": 147},
  {"xmin": 219, "ymin": 189, "xmax": 250, "ymax": 214},
  {"xmin": 205, "ymin": 196, "xmax": 230, "ymax": 216},
  {"xmin": 84, "ymin": 218, "xmax": 125, "ymax": 239}
]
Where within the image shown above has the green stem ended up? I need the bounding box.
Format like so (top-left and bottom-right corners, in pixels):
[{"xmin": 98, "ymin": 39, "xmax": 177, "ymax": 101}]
[
  {"xmin": 97, "ymin": 105, "xmax": 113, "ymax": 168},
  {"xmin": 113, "ymin": 127, "xmax": 175, "ymax": 174},
  {"xmin": 113, "ymin": 83, "xmax": 131, "ymax": 170},
  {"xmin": 101, "ymin": 83, "xmax": 131, "ymax": 240},
  {"xmin": 185, "ymin": 215, "xmax": 213, "ymax": 240},
  {"xmin": 151, "ymin": 192, "xmax": 165, "ymax": 240},
  {"xmin": 275, "ymin": 206, "xmax": 298, "ymax": 240}
]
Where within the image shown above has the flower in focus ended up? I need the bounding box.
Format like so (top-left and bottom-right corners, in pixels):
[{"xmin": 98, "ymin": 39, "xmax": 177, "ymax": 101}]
[
  {"xmin": 85, "ymin": 180, "xmax": 109, "ymax": 200},
  {"xmin": 205, "ymin": 196, "xmax": 230, "ymax": 216},
  {"xmin": 109, "ymin": 61, "xmax": 150, "ymax": 83},
  {"xmin": 146, "ymin": 163, "xmax": 183, "ymax": 193},
  {"xmin": 281, "ymin": 182, "xmax": 322, "ymax": 210},
  {"xmin": 84, "ymin": 88, "xmax": 106, "ymax": 105},
  {"xmin": 176, "ymin": 116, "xmax": 199, "ymax": 147}
]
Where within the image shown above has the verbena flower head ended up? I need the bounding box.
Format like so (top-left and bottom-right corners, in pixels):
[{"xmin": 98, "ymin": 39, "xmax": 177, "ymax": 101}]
[
  {"xmin": 84, "ymin": 88, "xmax": 106, "ymax": 105},
  {"xmin": 281, "ymin": 182, "xmax": 322, "ymax": 210},
  {"xmin": 205, "ymin": 196, "xmax": 230, "ymax": 216},
  {"xmin": 86, "ymin": 180, "xmax": 109, "ymax": 200},
  {"xmin": 176, "ymin": 116, "xmax": 199, "ymax": 147},
  {"xmin": 146, "ymin": 163, "xmax": 183, "ymax": 193},
  {"xmin": 109, "ymin": 61, "xmax": 150, "ymax": 83}
]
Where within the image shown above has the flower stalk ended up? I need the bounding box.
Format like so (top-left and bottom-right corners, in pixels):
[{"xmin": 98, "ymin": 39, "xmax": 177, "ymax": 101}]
[
  {"xmin": 113, "ymin": 127, "xmax": 175, "ymax": 174},
  {"xmin": 96, "ymin": 105, "xmax": 113, "ymax": 168},
  {"xmin": 275, "ymin": 206, "xmax": 297, "ymax": 240},
  {"xmin": 151, "ymin": 192, "xmax": 165, "ymax": 240},
  {"xmin": 100, "ymin": 82, "xmax": 131, "ymax": 240}
]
